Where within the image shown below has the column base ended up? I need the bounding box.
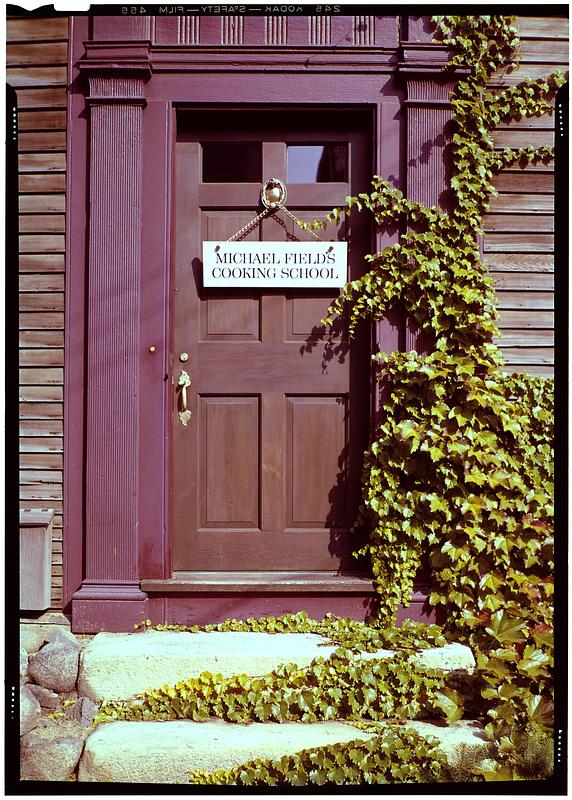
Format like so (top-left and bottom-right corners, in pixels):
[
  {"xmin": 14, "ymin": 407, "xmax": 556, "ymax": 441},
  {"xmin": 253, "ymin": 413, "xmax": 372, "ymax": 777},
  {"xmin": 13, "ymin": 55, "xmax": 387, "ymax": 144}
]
[{"xmin": 71, "ymin": 582, "xmax": 149, "ymax": 633}]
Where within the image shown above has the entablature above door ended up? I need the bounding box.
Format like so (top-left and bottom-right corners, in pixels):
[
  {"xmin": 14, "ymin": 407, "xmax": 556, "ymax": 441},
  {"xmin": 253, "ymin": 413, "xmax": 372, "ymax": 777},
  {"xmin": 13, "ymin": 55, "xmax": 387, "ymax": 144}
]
[{"xmin": 89, "ymin": 14, "xmax": 400, "ymax": 49}]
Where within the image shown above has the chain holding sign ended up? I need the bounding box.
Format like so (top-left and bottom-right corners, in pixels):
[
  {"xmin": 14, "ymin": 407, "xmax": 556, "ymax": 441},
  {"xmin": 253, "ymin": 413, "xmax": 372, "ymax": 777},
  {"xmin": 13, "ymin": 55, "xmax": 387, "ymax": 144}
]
[{"xmin": 202, "ymin": 179, "xmax": 348, "ymax": 288}]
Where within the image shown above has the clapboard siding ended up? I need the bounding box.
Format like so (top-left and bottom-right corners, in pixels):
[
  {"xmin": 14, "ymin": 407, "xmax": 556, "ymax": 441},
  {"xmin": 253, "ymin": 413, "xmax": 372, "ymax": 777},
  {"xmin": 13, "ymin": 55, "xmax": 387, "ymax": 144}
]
[
  {"xmin": 6, "ymin": 66, "xmax": 69, "ymax": 87},
  {"xmin": 20, "ymin": 453, "xmax": 63, "ymax": 469},
  {"xmin": 19, "ymin": 214, "xmax": 66, "ymax": 233},
  {"xmin": 19, "ymin": 385, "xmax": 64, "ymax": 402},
  {"xmin": 20, "ymin": 194, "xmax": 66, "ymax": 213},
  {"xmin": 20, "ymin": 349, "xmax": 65, "ymax": 367},
  {"xmin": 20, "ymin": 330, "xmax": 65, "ymax": 347},
  {"xmin": 20, "ymin": 274, "xmax": 65, "ymax": 291},
  {"xmin": 18, "ymin": 110, "xmax": 68, "ymax": 130},
  {"xmin": 489, "ymin": 194, "xmax": 553, "ymax": 213},
  {"xmin": 20, "ymin": 255, "xmax": 66, "ymax": 274},
  {"xmin": 11, "ymin": 14, "xmax": 68, "ymax": 609},
  {"xmin": 19, "ymin": 403, "xmax": 63, "ymax": 418},
  {"xmin": 20, "ymin": 293, "xmax": 65, "ymax": 312},
  {"xmin": 516, "ymin": 16, "xmax": 568, "ymax": 38},
  {"xmin": 19, "ymin": 312, "xmax": 65, "ymax": 329},
  {"xmin": 19, "ymin": 235, "xmax": 66, "ymax": 253},
  {"xmin": 18, "ymin": 132, "xmax": 68, "ymax": 152},
  {"xmin": 492, "ymin": 272, "xmax": 554, "ymax": 291},
  {"xmin": 6, "ymin": 17, "xmax": 69, "ymax": 40},
  {"xmin": 484, "ymin": 253, "xmax": 554, "ymax": 272},
  {"xmin": 6, "ymin": 43, "xmax": 68, "ymax": 66},
  {"xmin": 19, "ymin": 174, "xmax": 66, "ymax": 192},
  {"xmin": 483, "ymin": 15, "xmax": 567, "ymax": 378},
  {"xmin": 484, "ymin": 234, "xmax": 554, "ymax": 252},
  {"xmin": 19, "ymin": 153, "xmax": 66, "ymax": 171}
]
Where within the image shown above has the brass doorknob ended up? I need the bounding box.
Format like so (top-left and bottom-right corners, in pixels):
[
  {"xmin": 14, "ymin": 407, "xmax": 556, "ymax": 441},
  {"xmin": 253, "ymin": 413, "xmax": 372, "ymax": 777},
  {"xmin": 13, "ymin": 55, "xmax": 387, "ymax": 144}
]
[{"xmin": 179, "ymin": 352, "xmax": 189, "ymax": 362}]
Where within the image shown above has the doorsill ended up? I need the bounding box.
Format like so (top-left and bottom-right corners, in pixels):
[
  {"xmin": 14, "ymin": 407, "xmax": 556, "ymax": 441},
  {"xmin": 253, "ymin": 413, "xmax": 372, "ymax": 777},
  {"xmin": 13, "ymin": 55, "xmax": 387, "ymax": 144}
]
[{"xmin": 141, "ymin": 572, "xmax": 375, "ymax": 594}]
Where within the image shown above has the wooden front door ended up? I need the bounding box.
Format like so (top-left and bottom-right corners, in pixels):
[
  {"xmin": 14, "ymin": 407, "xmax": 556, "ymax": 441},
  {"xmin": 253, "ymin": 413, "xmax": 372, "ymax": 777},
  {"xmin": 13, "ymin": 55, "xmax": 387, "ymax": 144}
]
[{"xmin": 172, "ymin": 109, "xmax": 371, "ymax": 573}]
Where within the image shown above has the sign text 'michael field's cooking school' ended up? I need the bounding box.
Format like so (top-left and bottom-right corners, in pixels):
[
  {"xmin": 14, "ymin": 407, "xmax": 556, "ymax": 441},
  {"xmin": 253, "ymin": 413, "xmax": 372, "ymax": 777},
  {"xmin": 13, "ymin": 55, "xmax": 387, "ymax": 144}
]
[{"xmin": 202, "ymin": 241, "xmax": 348, "ymax": 287}]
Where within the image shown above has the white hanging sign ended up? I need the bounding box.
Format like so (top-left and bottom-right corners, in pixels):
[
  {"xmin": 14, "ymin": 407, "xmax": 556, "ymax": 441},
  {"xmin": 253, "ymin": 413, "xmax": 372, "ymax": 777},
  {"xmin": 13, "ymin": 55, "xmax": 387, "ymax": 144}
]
[{"xmin": 202, "ymin": 241, "xmax": 348, "ymax": 288}]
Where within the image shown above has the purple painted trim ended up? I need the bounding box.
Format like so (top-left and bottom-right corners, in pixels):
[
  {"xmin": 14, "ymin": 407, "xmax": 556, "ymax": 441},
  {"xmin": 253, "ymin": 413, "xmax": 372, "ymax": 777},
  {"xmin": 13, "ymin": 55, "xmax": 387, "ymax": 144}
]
[
  {"xmin": 71, "ymin": 597, "xmax": 150, "ymax": 633},
  {"xmin": 138, "ymin": 97, "xmax": 174, "ymax": 581}
]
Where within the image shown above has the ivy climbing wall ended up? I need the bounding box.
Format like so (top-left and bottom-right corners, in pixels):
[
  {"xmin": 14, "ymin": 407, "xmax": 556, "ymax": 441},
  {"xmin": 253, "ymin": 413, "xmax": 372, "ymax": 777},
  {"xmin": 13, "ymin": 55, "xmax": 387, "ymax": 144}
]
[
  {"xmin": 486, "ymin": 15, "xmax": 568, "ymax": 378},
  {"xmin": 10, "ymin": 14, "xmax": 69, "ymax": 610}
]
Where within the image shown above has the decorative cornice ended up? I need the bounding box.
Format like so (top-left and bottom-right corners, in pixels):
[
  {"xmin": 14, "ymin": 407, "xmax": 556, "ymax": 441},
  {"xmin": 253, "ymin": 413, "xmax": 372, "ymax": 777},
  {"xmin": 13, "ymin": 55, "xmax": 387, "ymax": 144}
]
[
  {"xmin": 79, "ymin": 41, "xmax": 153, "ymax": 84},
  {"xmin": 400, "ymin": 42, "xmax": 453, "ymax": 62},
  {"xmin": 83, "ymin": 40, "xmax": 152, "ymax": 61},
  {"xmin": 82, "ymin": 72, "xmax": 149, "ymax": 106},
  {"xmin": 397, "ymin": 44, "xmax": 470, "ymax": 107}
]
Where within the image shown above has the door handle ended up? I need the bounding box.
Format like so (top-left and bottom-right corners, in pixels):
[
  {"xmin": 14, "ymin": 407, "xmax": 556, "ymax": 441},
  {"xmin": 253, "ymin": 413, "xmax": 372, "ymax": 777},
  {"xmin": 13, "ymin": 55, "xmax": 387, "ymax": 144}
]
[{"xmin": 178, "ymin": 369, "xmax": 191, "ymax": 427}]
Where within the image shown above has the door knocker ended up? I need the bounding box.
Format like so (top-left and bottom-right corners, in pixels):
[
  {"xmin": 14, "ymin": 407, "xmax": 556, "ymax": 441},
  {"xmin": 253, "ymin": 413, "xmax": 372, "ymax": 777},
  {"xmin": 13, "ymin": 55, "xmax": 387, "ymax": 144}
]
[{"xmin": 260, "ymin": 178, "xmax": 287, "ymax": 209}]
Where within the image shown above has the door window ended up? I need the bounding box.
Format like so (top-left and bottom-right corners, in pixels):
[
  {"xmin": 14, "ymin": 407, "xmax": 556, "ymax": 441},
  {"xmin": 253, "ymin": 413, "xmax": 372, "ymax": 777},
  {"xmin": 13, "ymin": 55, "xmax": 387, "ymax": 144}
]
[{"xmin": 287, "ymin": 144, "xmax": 348, "ymax": 182}]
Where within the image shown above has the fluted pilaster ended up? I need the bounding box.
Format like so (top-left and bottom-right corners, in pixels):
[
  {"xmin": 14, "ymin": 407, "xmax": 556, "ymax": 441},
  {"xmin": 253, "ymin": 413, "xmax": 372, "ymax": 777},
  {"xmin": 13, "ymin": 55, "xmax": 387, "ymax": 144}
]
[{"xmin": 72, "ymin": 71, "xmax": 149, "ymax": 631}]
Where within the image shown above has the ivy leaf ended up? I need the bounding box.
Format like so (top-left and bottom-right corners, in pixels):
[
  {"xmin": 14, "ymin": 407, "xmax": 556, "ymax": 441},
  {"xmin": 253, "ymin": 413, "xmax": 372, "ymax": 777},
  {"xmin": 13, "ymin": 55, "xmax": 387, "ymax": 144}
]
[
  {"xmin": 485, "ymin": 611, "xmax": 528, "ymax": 644},
  {"xmin": 526, "ymin": 695, "xmax": 554, "ymax": 725},
  {"xmin": 433, "ymin": 688, "xmax": 463, "ymax": 723},
  {"xmin": 517, "ymin": 648, "xmax": 551, "ymax": 679}
]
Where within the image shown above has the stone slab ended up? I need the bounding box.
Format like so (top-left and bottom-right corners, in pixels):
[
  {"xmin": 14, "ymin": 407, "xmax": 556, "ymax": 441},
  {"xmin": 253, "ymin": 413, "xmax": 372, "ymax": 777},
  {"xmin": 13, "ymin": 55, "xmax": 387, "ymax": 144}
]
[
  {"xmin": 78, "ymin": 631, "xmax": 475, "ymax": 702},
  {"xmin": 401, "ymin": 720, "xmax": 489, "ymax": 759},
  {"xmin": 78, "ymin": 719, "xmax": 374, "ymax": 783},
  {"xmin": 360, "ymin": 642, "xmax": 476, "ymax": 674},
  {"xmin": 78, "ymin": 718, "xmax": 488, "ymax": 784},
  {"xmin": 78, "ymin": 631, "xmax": 338, "ymax": 701}
]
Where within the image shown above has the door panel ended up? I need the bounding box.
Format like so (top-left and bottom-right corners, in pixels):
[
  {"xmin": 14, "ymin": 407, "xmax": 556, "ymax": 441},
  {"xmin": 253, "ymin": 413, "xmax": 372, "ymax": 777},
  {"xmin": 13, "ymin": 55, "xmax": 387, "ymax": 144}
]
[
  {"xmin": 200, "ymin": 396, "xmax": 259, "ymax": 528},
  {"xmin": 287, "ymin": 395, "xmax": 347, "ymax": 528},
  {"xmin": 173, "ymin": 109, "xmax": 371, "ymax": 573},
  {"xmin": 204, "ymin": 296, "xmax": 260, "ymax": 340}
]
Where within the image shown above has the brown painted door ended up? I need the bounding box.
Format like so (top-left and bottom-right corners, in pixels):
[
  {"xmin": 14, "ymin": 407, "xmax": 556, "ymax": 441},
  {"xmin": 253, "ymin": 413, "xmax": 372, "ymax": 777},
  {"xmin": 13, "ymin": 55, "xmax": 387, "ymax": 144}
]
[{"xmin": 172, "ymin": 109, "xmax": 371, "ymax": 572}]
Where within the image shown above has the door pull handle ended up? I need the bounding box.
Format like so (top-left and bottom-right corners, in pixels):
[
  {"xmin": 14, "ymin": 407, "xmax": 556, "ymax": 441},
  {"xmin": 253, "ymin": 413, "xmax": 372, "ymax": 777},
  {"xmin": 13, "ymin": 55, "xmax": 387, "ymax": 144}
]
[{"xmin": 178, "ymin": 369, "xmax": 192, "ymax": 427}]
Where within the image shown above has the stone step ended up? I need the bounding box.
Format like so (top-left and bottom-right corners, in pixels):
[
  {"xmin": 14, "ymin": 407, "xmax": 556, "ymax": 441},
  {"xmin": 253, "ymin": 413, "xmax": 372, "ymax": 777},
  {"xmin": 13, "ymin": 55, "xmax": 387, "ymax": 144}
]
[
  {"xmin": 78, "ymin": 631, "xmax": 476, "ymax": 702},
  {"xmin": 78, "ymin": 718, "xmax": 488, "ymax": 783}
]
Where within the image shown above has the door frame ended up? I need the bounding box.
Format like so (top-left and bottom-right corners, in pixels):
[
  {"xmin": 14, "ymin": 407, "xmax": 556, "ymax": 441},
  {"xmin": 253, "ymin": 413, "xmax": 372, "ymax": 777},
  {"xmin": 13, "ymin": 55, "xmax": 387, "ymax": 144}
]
[{"xmin": 65, "ymin": 14, "xmax": 457, "ymax": 630}]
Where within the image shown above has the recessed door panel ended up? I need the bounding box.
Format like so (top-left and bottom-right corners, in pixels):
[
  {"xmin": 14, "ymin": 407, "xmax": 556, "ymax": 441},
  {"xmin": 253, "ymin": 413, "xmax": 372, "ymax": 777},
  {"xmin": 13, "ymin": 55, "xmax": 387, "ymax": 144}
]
[
  {"xmin": 200, "ymin": 396, "xmax": 259, "ymax": 529},
  {"xmin": 287, "ymin": 396, "xmax": 347, "ymax": 528}
]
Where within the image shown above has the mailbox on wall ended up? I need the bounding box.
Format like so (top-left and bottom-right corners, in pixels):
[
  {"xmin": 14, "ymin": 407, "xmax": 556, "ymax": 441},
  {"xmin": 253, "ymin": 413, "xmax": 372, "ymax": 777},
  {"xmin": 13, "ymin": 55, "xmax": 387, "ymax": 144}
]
[{"xmin": 20, "ymin": 508, "xmax": 54, "ymax": 612}]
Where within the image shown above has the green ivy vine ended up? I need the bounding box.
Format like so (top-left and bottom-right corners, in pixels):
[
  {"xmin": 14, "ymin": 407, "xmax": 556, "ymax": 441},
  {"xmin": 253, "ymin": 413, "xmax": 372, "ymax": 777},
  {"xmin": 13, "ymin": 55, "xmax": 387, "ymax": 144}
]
[
  {"xmin": 98, "ymin": 647, "xmax": 464, "ymax": 726},
  {"xmin": 316, "ymin": 14, "xmax": 562, "ymax": 751},
  {"xmin": 187, "ymin": 726, "xmax": 450, "ymax": 786}
]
